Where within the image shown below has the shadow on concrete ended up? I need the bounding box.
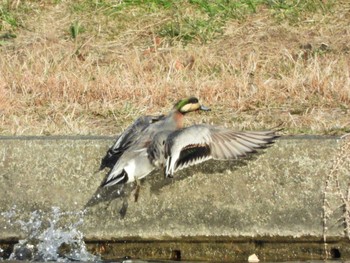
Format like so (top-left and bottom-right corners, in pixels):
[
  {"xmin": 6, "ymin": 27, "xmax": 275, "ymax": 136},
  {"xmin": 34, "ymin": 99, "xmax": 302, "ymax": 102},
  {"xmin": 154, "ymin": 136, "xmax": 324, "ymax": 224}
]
[
  {"xmin": 149, "ymin": 153, "xmax": 263, "ymax": 193},
  {"xmin": 85, "ymin": 152, "xmax": 264, "ymax": 219},
  {"xmin": 84, "ymin": 177, "xmax": 131, "ymax": 219}
]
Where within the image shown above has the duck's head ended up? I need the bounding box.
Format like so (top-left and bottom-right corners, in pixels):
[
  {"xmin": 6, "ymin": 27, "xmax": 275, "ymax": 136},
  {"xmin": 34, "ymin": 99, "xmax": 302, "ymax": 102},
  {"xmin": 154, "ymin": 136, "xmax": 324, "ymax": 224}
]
[{"xmin": 174, "ymin": 97, "xmax": 211, "ymax": 114}]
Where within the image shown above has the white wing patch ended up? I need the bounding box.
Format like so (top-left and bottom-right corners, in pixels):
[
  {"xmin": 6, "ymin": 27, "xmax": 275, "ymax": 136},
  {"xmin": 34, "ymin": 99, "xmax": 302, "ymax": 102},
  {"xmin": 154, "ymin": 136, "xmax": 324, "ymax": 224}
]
[{"xmin": 164, "ymin": 125, "xmax": 277, "ymax": 177}]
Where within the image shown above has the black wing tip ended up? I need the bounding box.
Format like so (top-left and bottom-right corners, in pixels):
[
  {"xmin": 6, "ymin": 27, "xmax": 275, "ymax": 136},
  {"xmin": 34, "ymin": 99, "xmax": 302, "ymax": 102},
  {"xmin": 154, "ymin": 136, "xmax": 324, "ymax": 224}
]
[
  {"xmin": 98, "ymin": 163, "xmax": 107, "ymax": 171},
  {"xmin": 98, "ymin": 161, "xmax": 112, "ymax": 172},
  {"xmin": 260, "ymin": 130, "xmax": 280, "ymax": 141},
  {"xmin": 254, "ymin": 134, "xmax": 280, "ymax": 150},
  {"xmin": 269, "ymin": 133, "xmax": 281, "ymax": 142},
  {"xmin": 267, "ymin": 135, "xmax": 280, "ymax": 143},
  {"xmin": 99, "ymin": 151, "xmax": 123, "ymax": 171}
]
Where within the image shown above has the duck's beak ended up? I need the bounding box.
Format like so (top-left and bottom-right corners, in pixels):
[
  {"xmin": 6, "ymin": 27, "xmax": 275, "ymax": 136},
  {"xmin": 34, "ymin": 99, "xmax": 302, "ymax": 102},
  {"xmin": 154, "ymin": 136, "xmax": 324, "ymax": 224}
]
[{"xmin": 200, "ymin": 105, "xmax": 211, "ymax": 111}]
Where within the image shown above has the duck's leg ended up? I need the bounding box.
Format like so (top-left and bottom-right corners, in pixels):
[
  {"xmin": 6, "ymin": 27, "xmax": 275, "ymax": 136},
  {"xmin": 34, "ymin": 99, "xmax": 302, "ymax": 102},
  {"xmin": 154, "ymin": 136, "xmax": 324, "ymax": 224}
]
[
  {"xmin": 119, "ymin": 181, "xmax": 140, "ymax": 219},
  {"xmin": 118, "ymin": 181, "xmax": 141, "ymax": 218},
  {"xmin": 134, "ymin": 180, "xmax": 141, "ymax": 202},
  {"xmin": 119, "ymin": 198, "xmax": 128, "ymax": 219},
  {"xmin": 115, "ymin": 184, "xmax": 128, "ymax": 219}
]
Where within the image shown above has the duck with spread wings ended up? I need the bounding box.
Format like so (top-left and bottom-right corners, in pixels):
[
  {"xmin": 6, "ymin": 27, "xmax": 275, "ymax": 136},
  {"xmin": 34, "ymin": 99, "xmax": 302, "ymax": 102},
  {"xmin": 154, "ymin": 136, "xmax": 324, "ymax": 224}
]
[{"xmin": 100, "ymin": 97, "xmax": 278, "ymax": 187}]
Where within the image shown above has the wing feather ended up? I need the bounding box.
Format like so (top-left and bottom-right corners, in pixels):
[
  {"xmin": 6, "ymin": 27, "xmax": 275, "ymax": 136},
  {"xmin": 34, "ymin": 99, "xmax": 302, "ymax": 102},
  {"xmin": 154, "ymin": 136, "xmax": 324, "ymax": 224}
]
[{"xmin": 100, "ymin": 115, "xmax": 164, "ymax": 170}]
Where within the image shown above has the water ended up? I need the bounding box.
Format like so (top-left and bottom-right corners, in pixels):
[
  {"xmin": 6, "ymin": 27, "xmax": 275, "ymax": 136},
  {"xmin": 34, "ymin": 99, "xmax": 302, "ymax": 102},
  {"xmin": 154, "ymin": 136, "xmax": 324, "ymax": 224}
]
[
  {"xmin": 1, "ymin": 206, "xmax": 99, "ymax": 262},
  {"xmin": 1, "ymin": 207, "xmax": 346, "ymax": 262},
  {"xmin": 0, "ymin": 207, "xmax": 205, "ymax": 262}
]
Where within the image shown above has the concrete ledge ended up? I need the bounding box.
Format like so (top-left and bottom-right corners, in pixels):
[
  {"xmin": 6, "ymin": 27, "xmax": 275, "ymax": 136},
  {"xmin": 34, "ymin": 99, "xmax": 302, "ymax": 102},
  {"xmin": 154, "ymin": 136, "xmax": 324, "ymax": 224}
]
[{"xmin": 0, "ymin": 135, "xmax": 349, "ymax": 260}]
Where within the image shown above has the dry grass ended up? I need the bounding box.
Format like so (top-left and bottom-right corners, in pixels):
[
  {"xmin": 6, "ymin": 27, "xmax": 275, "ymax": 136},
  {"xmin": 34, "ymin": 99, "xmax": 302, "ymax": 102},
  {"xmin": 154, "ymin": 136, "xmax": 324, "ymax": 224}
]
[{"xmin": 0, "ymin": 0, "xmax": 349, "ymax": 135}]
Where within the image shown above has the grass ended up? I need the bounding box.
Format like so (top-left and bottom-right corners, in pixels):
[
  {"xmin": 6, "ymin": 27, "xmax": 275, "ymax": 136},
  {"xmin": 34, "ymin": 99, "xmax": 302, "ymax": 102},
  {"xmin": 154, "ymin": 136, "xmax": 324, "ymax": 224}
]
[{"xmin": 0, "ymin": 0, "xmax": 349, "ymax": 135}]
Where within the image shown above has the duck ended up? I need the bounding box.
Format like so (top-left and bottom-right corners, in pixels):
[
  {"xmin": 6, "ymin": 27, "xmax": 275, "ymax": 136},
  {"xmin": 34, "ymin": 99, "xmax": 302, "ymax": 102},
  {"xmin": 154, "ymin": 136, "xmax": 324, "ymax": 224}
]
[
  {"xmin": 100, "ymin": 97, "xmax": 210, "ymax": 186},
  {"xmin": 100, "ymin": 97, "xmax": 278, "ymax": 187}
]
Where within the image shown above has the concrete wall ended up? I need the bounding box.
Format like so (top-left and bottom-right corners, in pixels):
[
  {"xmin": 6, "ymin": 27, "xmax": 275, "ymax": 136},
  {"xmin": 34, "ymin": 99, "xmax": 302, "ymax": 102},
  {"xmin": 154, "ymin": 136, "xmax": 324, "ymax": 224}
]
[{"xmin": 0, "ymin": 135, "xmax": 349, "ymax": 260}]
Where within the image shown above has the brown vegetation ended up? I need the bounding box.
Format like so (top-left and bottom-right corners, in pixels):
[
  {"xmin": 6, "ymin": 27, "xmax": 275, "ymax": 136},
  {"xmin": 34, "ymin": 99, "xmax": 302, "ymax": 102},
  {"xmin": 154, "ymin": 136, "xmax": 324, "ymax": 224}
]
[{"xmin": 0, "ymin": 1, "xmax": 349, "ymax": 135}]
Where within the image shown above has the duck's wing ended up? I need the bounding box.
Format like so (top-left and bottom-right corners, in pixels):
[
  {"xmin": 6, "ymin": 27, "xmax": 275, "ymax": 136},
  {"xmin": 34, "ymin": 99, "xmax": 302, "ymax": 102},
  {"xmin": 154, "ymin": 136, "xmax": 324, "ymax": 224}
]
[
  {"xmin": 99, "ymin": 115, "xmax": 165, "ymax": 171},
  {"xmin": 147, "ymin": 130, "xmax": 173, "ymax": 168},
  {"xmin": 164, "ymin": 124, "xmax": 278, "ymax": 177}
]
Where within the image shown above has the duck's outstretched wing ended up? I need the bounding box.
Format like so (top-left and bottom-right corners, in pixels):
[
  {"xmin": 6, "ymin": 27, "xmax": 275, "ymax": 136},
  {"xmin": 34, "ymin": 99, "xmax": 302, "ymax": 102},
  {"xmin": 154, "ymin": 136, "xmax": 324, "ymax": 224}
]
[
  {"xmin": 99, "ymin": 115, "xmax": 165, "ymax": 171},
  {"xmin": 164, "ymin": 124, "xmax": 278, "ymax": 177}
]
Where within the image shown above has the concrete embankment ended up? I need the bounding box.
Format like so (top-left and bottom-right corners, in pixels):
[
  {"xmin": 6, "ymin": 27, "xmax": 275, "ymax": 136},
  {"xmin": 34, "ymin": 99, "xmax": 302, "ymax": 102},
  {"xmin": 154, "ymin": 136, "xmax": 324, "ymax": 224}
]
[{"xmin": 0, "ymin": 135, "xmax": 349, "ymax": 261}]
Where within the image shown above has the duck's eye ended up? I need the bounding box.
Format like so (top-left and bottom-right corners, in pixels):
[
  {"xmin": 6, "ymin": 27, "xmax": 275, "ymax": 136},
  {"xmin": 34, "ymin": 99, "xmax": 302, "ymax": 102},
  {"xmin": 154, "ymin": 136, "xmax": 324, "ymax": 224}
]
[{"xmin": 188, "ymin": 97, "xmax": 199, "ymax": 104}]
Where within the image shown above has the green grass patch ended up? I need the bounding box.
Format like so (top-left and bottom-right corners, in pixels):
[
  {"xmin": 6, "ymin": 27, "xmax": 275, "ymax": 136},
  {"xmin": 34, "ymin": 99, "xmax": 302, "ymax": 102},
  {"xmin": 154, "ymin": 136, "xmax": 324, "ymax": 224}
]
[
  {"xmin": 267, "ymin": 0, "xmax": 334, "ymax": 23},
  {"xmin": 0, "ymin": 0, "xmax": 334, "ymax": 45},
  {"xmin": 0, "ymin": 4, "xmax": 19, "ymax": 30},
  {"xmin": 69, "ymin": 21, "xmax": 85, "ymax": 40},
  {"xmin": 133, "ymin": 0, "xmax": 263, "ymax": 44},
  {"xmin": 67, "ymin": 0, "xmax": 334, "ymax": 45},
  {"xmin": 0, "ymin": 1, "xmax": 55, "ymax": 32}
]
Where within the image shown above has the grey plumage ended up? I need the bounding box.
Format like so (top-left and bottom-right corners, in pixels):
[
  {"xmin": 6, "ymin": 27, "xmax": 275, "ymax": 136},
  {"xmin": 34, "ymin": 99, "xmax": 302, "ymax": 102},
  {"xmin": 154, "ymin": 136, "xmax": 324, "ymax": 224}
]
[
  {"xmin": 99, "ymin": 115, "xmax": 165, "ymax": 171},
  {"xmin": 99, "ymin": 97, "xmax": 278, "ymax": 187}
]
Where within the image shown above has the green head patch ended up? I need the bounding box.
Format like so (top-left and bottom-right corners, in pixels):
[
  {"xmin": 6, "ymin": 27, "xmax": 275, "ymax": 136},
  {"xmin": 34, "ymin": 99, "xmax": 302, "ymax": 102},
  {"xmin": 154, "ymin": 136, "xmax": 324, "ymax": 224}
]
[
  {"xmin": 174, "ymin": 97, "xmax": 199, "ymax": 112},
  {"xmin": 174, "ymin": 97, "xmax": 210, "ymax": 113}
]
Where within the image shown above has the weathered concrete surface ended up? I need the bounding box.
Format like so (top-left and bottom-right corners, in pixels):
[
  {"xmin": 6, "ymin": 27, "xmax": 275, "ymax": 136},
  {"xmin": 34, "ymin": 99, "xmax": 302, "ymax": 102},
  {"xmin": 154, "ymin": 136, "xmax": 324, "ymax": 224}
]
[{"xmin": 0, "ymin": 135, "xmax": 349, "ymax": 260}]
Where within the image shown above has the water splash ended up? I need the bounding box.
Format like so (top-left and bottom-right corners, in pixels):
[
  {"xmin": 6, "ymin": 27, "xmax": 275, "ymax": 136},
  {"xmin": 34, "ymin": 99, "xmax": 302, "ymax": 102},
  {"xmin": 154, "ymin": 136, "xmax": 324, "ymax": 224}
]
[{"xmin": 1, "ymin": 206, "xmax": 100, "ymax": 262}]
